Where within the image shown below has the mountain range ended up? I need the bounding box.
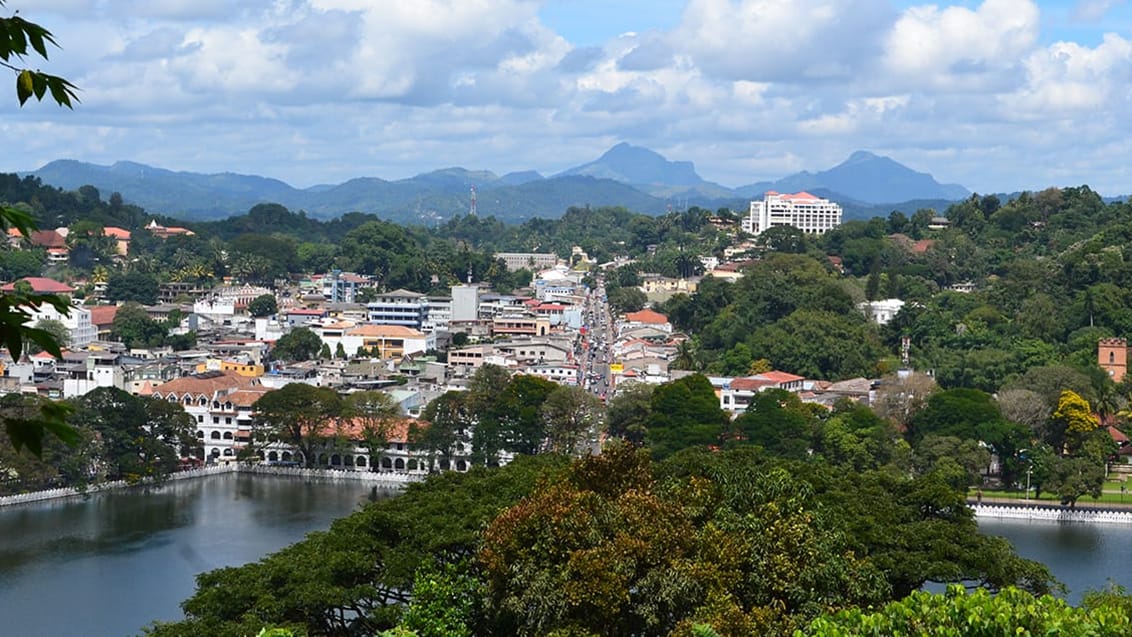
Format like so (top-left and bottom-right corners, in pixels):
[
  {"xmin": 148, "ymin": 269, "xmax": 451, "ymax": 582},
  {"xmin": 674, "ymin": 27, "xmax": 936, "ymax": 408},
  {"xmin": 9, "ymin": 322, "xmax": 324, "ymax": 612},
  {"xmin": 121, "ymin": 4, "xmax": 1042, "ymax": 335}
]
[{"xmin": 25, "ymin": 145, "xmax": 970, "ymax": 224}]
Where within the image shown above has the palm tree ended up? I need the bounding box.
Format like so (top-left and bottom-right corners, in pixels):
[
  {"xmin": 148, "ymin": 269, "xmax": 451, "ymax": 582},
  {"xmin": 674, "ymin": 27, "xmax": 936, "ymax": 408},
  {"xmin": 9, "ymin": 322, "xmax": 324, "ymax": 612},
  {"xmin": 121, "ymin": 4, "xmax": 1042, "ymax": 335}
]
[{"xmin": 671, "ymin": 338, "xmax": 701, "ymax": 371}]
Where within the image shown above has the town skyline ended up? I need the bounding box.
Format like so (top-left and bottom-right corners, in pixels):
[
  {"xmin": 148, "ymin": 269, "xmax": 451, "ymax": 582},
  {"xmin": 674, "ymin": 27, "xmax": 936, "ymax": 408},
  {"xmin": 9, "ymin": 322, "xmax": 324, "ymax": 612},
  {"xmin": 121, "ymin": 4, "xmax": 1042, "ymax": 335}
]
[{"xmin": 4, "ymin": 1, "xmax": 1132, "ymax": 194}]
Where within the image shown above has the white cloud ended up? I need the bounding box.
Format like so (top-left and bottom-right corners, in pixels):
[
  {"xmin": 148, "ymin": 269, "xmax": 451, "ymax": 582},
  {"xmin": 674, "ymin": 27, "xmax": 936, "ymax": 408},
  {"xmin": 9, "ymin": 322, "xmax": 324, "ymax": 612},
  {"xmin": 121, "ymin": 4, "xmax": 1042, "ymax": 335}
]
[
  {"xmin": 1072, "ymin": 0, "xmax": 1125, "ymax": 22},
  {"xmin": 9, "ymin": 0, "xmax": 1132, "ymax": 197},
  {"xmin": 674, "ymin": 0, "xmax": 894, "ymax": 82},
  {"xmin": 884, "ymin": 0, "xmax": 1039, "ymax": 91}
]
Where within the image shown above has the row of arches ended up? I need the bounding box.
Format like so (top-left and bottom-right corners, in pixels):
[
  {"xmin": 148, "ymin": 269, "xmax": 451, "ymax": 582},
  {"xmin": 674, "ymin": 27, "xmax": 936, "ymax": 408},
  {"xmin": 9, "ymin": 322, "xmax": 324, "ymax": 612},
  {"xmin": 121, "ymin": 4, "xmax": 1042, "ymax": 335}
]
[
  {"xmin": 162, "ymin": 394, "xmax": 236, "ymax": 411},
  {"xmin": 244, "ymin": 450, "xmax": 469, "ymax": 473}
]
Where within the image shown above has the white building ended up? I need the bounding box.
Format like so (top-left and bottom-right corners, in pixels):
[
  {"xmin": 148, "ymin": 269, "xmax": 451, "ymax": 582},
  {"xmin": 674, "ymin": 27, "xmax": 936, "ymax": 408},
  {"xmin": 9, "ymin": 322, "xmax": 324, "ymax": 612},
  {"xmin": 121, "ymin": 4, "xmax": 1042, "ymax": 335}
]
[
  {"xmin": 146, "ymin": 370, "xmax": 268, "ymax": 462},
  {"xmin": 366, "ymin": 289, "xmax": 428, "ymax": 329},
  {"xmin": 450, "ymin": 284, "xmax": 480, "ymax": 323},
  {"xmin": 742, "ymin": 191, "xmax": 842, "ymax": 236},
  {"xmin": 318, "ymin": 271, "xmax": 373, "ymax": 304},
  {"xmin": 494, "ymin": 252, "xmax": 558, "ymax": 272},
  {"xmin": 859, "ymin": 299, "xmax": 906, "ymax": 326}
]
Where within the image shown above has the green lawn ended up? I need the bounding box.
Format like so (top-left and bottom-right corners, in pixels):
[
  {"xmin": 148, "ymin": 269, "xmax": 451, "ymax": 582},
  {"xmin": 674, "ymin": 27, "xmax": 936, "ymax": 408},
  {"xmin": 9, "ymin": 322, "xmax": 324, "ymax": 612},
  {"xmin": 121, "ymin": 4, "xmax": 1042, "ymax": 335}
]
[{"xmin": 972, "ymin": 484, "xmax": 1132, "ymax": 506}]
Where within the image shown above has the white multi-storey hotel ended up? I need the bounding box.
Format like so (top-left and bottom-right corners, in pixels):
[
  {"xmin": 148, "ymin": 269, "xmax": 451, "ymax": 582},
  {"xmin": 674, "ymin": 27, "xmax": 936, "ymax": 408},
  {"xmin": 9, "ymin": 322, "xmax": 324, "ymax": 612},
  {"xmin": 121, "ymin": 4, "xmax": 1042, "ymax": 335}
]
[{"xmin": 742, "ymin": 191, "xmax": 843, "ymax": 236}]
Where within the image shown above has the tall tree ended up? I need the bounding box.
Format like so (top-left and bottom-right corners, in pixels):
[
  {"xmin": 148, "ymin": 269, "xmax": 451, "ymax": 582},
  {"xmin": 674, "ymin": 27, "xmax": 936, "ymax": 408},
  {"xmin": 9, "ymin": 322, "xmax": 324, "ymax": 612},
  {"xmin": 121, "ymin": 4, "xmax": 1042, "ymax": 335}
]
[
  {"xmin": 414, "ymin": 391, "xmax": 471, "ymax": 472},
  {"xmin": 247, "ymin": 293, "xmax": 278, "ymax": 318},
  {"xmin": 646, "ymin": 374, "xmax": 729, "ymax": 459},
  {"xmin": 271, "ymin": 327, "xmax": 323, "ymax": 362},
  {"xmin": 342, "ymin": 391, "xmax": 400, "ymax": 468},
  {"xmin": 252, "ymin": 384, "xmax": 342, "ymax": 468},
  {"xmin": 540, "ymin": 385, "xmax": 603, "ymax": 455}
]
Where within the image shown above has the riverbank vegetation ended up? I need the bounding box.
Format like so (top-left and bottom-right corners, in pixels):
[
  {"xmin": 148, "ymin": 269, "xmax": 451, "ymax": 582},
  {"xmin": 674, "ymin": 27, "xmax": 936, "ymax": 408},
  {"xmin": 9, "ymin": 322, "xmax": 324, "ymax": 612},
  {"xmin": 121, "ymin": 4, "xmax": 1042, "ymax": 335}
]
[
  {"xmin": 145, "ymin": 443, "xmax": 1065, "ymax": 637},
  {"xmin": 0, "ymin": 388, "xmax": 196, "ymax": 494}
]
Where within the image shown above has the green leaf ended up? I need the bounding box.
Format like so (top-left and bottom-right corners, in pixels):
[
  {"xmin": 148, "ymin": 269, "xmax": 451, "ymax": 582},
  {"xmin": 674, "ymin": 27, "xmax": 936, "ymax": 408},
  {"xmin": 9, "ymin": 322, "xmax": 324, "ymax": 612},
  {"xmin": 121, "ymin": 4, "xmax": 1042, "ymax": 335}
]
[
  {"xmin": 31, "ymin": 72, "xmax": 46, "ymax": 100},
  {"xmin": 16, "ymin": 68, "xmax": 32, "ymax": 105},
  {"xmin": 5, "ymin": 418, "xmax": 43, "ymax": 456},
  {"xmin": 27, "ymin": 25, "xmax": 48, "ymax": 59},
  {"xmin": 46, "ymin": 75, "xmax": 78, "ymax": 108}
]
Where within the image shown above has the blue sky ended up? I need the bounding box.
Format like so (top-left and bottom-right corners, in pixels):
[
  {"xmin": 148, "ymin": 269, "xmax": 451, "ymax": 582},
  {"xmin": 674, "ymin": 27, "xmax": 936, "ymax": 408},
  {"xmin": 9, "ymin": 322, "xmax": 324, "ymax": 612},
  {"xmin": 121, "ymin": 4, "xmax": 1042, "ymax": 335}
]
[{"xmin": 4, "ymin": 0, "xmax": 1132, "ymax": 199}]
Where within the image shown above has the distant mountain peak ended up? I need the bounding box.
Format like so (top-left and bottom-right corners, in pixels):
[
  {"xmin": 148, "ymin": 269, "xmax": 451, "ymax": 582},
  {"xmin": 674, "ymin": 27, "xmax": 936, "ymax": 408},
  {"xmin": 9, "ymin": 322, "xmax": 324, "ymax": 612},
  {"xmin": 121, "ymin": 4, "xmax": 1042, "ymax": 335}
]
[
  {"xmin": 843, "ymin": 150, "xmax": 880, "ymax": 164},
  {"xmin": 559, "ymin": 142, "xmax": 706, "ymax": 187},
  {"xmin": 737, "ymin": 150, "xmax": 970, "ymax": 204}
]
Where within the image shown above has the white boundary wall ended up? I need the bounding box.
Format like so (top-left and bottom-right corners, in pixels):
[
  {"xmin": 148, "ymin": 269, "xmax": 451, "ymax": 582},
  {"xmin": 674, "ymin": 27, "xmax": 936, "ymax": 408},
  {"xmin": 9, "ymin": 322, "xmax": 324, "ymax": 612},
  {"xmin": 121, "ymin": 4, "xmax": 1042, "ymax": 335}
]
[{"xmin": 972, "ymin": 503, "xmax": 1132, "ymax": 525}]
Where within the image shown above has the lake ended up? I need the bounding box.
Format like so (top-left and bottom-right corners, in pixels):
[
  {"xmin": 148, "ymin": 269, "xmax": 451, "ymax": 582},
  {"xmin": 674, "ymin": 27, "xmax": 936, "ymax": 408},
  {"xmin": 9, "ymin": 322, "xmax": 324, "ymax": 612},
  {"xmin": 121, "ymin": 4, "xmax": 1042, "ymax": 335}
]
[
  {"xmin": 0, "ymin": 474, "xmax": 388, "ymax": 637},
  {"xmin": 978, "ymin": 516, "xmax": 1132, "ymax": 603},
  {"xmin": 1, "ymin": 476, "xmax": 1128, "ymax": 637}
]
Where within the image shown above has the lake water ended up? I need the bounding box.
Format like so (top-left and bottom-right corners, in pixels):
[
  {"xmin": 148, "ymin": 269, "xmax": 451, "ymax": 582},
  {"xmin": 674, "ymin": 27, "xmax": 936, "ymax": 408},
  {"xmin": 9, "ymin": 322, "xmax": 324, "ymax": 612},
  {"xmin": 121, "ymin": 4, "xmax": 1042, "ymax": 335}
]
[
  {"xmin": 1, "ymin": 477, "xmax": 1128, "ymax": 637},
  {"xmin": 0, "ymin": 474, "xmax": 388, "ymax": 637},
  {"xmin": 977, "ymin": 517, "xmax": 1132, "ymax": 603}
]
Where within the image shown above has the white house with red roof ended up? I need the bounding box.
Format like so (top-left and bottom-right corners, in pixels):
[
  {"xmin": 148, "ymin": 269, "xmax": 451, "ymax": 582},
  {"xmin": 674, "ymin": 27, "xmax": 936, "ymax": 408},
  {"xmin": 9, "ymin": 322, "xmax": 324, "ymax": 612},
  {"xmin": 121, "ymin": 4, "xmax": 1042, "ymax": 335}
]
[
  {"xmin": 743, "ymin": 191, "xmax": 842, "ymax": 236},
  {"xmin": 147, "ymin": 370, "xmax": 267, "ymax": 462},
  {"xmin": 718, "ymin": 370, "xmax": 808, "ymax": 415},
  {"xmin": 620, "ymin": 308, "xmax": 672, "ymax": 334}
]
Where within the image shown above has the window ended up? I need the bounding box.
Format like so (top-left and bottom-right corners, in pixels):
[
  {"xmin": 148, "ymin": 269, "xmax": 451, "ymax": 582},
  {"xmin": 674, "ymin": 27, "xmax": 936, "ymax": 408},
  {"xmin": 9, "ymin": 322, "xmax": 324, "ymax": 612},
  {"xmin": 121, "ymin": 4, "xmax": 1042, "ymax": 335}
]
[
  {"xmin": 1111, "ymin": 352, "xmax": 1116, "ymax": 364},
  {"xmin": 223, "ymin": 432, "xmax": 233, "ymax": 440},
  {"xmin": 212, "ymin": 417, "xmax": 219, "ymax": 424},
  {"xmin": 210, "ymin": 431, "xmax": 220, "ymax": 440},
  {"xmin": 225, "ymin": 417, "xmax": 232, "ymax": 424},
  {"xmin": 197, "ymin": 415, "xmax": 204, "ymax": 423}
]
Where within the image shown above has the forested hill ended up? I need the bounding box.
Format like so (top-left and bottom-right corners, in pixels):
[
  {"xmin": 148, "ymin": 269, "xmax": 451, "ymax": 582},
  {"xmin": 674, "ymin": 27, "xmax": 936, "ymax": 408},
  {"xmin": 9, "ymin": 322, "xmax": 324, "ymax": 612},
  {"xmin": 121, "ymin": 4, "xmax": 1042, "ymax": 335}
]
[{"xmin": 26, "ymin": 147, "xmax": 970, "ymax": 223}]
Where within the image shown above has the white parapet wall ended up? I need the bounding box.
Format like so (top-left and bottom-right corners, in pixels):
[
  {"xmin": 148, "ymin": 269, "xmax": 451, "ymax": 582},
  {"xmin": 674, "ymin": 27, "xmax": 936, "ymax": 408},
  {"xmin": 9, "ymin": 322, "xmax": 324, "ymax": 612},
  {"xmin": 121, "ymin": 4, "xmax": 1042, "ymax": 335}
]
[{"xmin": 972, "ymin": 503, "xmax": 1132, "ymax": 525}]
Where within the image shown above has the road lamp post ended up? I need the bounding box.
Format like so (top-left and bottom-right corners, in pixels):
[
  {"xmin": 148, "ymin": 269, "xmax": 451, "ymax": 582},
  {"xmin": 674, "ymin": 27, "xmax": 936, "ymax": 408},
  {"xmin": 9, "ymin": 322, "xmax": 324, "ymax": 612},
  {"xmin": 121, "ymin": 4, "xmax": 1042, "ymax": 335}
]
[{"xmin": 1026, "ymin": 465, "xmax": 1032, "ymax": 505}]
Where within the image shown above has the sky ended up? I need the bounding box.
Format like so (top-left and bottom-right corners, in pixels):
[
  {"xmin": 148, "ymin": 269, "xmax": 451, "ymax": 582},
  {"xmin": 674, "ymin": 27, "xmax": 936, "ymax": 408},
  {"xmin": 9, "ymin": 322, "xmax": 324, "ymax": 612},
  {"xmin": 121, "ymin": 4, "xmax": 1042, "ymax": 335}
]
[{"xmin": 4, "ymin": 0, "xmax": 1132, "ymax": 196}]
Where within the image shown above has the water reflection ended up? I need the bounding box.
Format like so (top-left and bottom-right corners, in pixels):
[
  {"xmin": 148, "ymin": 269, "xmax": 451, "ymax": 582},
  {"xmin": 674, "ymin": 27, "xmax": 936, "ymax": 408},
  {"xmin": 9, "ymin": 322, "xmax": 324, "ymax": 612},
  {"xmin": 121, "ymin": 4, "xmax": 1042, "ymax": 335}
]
[
  {"xmin": 0, "ymin": 474, "xmax": 388, "ymax": 637},
  {"xmin": 978, "ymin": 518, "xmax": 1132, "ymax": 603}
]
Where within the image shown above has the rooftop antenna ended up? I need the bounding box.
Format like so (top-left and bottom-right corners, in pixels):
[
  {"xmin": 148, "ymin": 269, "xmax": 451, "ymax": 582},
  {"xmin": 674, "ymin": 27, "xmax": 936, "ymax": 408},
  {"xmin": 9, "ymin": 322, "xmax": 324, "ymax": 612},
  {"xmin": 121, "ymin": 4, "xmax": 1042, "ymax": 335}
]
[{"xmin": 469, "ymin": 185, "xmax": 477, "ymax": 217}]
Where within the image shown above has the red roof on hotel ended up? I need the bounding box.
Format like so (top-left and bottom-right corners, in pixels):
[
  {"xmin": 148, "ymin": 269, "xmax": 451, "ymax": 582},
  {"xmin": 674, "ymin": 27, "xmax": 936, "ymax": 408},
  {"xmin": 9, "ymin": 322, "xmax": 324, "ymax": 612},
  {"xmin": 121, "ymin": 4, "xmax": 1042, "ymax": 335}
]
[
  {"xmin": 1, "ymin": 277, "xmax": 75, "ymax": 294},
  {"xmin": 103, "ymin": 227, "xmax": 131, "ymax": 239}
]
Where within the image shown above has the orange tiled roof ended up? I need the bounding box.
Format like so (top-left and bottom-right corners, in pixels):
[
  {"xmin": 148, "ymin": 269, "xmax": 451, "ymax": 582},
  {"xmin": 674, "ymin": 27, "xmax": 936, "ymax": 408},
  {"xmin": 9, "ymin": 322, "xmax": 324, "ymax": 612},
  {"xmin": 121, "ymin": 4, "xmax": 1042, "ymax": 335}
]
[
  {"xmin": 319, "ymin": 416, "xmax": 422, "ymax": 443},
  {"xmin": 756, "ymin": 370, "xmax": 806, "ymax": 383},
  {"xmin": 227, "ymin": 388, "xmax": 272, "ymax": 407},
  {"xmin": 1, "ymin": 277, "xmax": 75, "ymax": 294},
  {"xmin": 348, "ymin": 324, "xmax": 425, "ymax": 338},
  {"xmin": 730, "ymin": 377, "xmax": 777, "ymax": 392},
  {"xmin": 88, "ymin": 305, "xmax": 118, "ymax": 326},
  {"xmin": 150, "ymin": 371, "xmax": 257, "ymax": 398},
  {"xmin": 623, "ymin": 309, "xmax": 670, "ymax": 324}
]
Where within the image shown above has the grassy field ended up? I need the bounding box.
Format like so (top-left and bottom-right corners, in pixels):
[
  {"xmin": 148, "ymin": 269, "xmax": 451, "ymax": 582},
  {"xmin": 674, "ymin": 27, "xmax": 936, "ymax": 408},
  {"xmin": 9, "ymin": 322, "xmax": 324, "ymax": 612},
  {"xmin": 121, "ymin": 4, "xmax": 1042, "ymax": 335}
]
[{"xmin": 972, "ymin": 475, "xmax": 1132, "ymax": 506}]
